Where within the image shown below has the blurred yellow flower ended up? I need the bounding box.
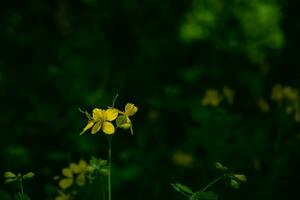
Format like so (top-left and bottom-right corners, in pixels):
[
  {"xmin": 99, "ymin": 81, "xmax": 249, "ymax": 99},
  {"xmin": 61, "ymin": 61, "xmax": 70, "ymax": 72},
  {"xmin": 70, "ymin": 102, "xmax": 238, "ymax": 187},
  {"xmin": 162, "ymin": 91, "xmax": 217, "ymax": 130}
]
[
  {"xmin": 172, "ymin": 151, "xmax": 194, "ymax": 167},
  {"xmin": 258, "ymin": 98, "xmax": 270, "ymax": 112},
  {"xmin": 55, "ymin": 191, "xmax": 72, "ymax": 200},
  {"xmin": 282, "ymin": 86, "xmax": 298, "ymax": 101},
  {"xmin": 271, "ymin": 84, "xmax": 284, "ymax": 103},
  {"xmin": 115, "ymin": 103, "xmax": 138, "ymax": 135},
  {"xmin": 58, "ymin": 160, "xmax": 88, "ymax": 189},
  {"xmin": 271, "ymin": 84, "xmax": 300, "ymax": 122},
  {"xmin": 80, "ymin": 108, "xmax": 118, "ymax": 135},
  {"xmin": 201, "ymin": 89, "xmax": 222, "ymax": 107}
]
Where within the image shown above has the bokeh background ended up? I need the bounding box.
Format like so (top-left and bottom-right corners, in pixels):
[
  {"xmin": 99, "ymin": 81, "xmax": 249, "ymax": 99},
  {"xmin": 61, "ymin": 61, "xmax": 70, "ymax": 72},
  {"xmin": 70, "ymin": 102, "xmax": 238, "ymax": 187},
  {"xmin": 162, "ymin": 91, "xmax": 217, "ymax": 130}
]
[{"xmin": 1, "ymin": 0, "xmax": 300, "ymax": 199}]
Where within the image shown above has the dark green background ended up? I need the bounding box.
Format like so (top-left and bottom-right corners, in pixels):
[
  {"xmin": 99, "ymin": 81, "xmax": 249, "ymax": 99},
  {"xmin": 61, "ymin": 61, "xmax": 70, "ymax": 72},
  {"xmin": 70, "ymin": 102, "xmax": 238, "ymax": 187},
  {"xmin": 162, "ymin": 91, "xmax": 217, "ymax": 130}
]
[{"xmin": 0, "ymin": 0, "xmax": 299, "ymax": 199}]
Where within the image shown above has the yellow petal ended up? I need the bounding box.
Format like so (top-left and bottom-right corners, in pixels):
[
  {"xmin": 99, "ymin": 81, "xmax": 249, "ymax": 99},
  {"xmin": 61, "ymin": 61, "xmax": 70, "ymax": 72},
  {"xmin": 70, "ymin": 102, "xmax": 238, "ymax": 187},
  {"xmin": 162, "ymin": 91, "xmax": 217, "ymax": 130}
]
[
  {"xmin": 62, "ymin": 168, "xmax": 73, "ymax": 178},
  {"xmin": 102, "ymin": 121, "xmax": 115, "ymax": 134},
  {"xmin": 92, "ymin": 108, "xmax": 104, "ymax": 121},
  {"xmin": 69, "ymin": 163, "xmax": 80, "ymax": 174},
  {"xmin": 76, "ymin": 173, "xmax": 86, "ymax": 186},
  {"xmin": 125, "ymin": 103, "xmax": 138, "ymax": 116},
  {"xmin": 80, "ymin": 120, "xmax": 95, "ymax": 135},
  {"xmin": 105, "ymin": 108, "xmax": 118, "ymax": 121},
  {"xmin": 59, "ymin": 178, "xmax": 73, "ymax": 189},
  {"xmin": 78, "ymin": 160, "xmax": 87, "ymax": 171},
  {"xmin": 91, "ymin": 121, "xmax": 102, "ymax": 134}
]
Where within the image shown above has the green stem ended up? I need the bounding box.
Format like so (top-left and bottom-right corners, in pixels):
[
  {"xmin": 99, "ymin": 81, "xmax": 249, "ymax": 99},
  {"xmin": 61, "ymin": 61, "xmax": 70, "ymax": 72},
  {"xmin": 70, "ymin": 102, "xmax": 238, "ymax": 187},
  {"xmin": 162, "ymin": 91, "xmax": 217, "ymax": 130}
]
[
  {"xmin": 112, "ymin": 94, "xmax": 119, "ymax": 108},
  {"xmin": 19, "ymin": 178, "xmax": 24, "ymax": 195},
  {"xmin": 201, "ymin": 175, "xmax": 224, "ymax": 192},
  {"xmin": 107, "ymin": 136, "xmax": 112, "ymax": 200}
]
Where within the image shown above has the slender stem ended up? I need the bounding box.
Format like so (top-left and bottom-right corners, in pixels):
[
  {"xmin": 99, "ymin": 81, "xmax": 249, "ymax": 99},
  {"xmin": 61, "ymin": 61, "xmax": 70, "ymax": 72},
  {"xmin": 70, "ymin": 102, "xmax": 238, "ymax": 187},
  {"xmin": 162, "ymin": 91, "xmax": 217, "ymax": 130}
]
[
  {"xmin": 201, "ymin": 175, "xmax": 224, "ymax": 192},
  {"xmin": 107, "ymin": 136, "xmax": 112, "ymax": 200},
  {"xmin": 112, "ymin": 94, "xmax": 119, "ymax": 108},
  {"xmin": 19, "ymin": 178, "xmax": 24, "ymax": 195}
]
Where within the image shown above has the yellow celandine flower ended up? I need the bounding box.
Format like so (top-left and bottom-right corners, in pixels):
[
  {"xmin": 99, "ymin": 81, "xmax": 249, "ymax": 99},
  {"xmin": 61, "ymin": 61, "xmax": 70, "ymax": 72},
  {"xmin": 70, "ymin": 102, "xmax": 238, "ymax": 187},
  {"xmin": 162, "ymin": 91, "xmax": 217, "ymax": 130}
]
[
  {"xmin": 258, "ymin": 98, "xmax": 270, "ymax": 112},
  {"xmin": 201, "ymin": 89, "xmax": 222, "ymax": 107},
  {"xmin": 59, "ymin": 160, "xmax": 88, "ymax": 190},
  {"xmin": 80, "ymin": 108, "xmax": 118, "ymax": 135},
  {"xmin": 115, "ymin": 103, "xmax": 138, "ymax": 135},
  {"xmin": 55, "ymin": 191, "xmax": 72, "ymax": 200}
]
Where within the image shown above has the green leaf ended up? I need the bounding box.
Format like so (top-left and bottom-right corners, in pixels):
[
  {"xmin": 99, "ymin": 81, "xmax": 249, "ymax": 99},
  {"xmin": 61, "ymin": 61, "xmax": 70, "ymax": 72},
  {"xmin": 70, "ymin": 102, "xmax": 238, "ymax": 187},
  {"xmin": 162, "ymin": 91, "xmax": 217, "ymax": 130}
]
[
  {"xmin": 116, "ymin": 115, "xmax": 131, "ymax": 129},
  {"xmin": 89, "ymin": 156, "xmax": 107, "ymax": 171},
  {"xmin": 4, "ymin": 172, "xmax": 17, "ymax": 179},
  {"xmin": 22, "ymin": 172, "xmax": 34, "ymax": 179},
  {"xmin": 4, "ymin": 178, "xmax": 17, "ymax": 184},
  {"xmin": 170, "ymin": 183, "xmax": 193, "ymax": 195},
  {"xmin": 189, "ymin": 191, "xmax": 218, "ymax": 200}
]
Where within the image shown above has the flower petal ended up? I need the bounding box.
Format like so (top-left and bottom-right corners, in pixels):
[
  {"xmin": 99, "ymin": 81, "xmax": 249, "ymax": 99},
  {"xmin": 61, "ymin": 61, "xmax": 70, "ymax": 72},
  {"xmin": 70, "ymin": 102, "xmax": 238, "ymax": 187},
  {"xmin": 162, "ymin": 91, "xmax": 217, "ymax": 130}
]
[
  {"xmin": 102, "ymin": 121, "xmax": 115, "ymax": 134},
  {"xmin": 78, "ymin": 160, "xmax": 87, "ymax": 171},
  {"xmin": 69, "ymin": 163, "xmax": 80, "ymax": 174},
  {"xmin": 59, "ymin": 178, "xmax": 73, "ymax": 189},
  {"xmin": 125, "ymin": 103, "xmax": 138, "ymax": 116},
  {"xmin": 80, "ymin": 120, "xmax": 95, "ymax": 135},
  {"xmin": 76, "ymin": 173, "xmax": 86, "ymax": 186},
  {"xmin": 62, "ymin": 168, "xmax": 73, "ymax": 178},
  {"xmin": 105, "ymin": 108, "xmax": 118, "ymax": 121},
  {"xmin": 91, "ymin": 121, "xmax": 102, "ymax": 134},
  {"xmin": 92, "ymin": 108, "xmax": 104, "ymax": 121}
]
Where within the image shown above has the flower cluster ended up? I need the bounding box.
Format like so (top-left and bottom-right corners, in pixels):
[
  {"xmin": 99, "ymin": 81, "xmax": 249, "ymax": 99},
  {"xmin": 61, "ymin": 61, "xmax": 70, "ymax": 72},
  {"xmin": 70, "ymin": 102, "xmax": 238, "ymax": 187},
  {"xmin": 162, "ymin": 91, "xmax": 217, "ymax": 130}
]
[
  {"xmin": 55, "ymin": 160, "xmax": 89, "ymax": 200},
  {"xmin": 201, "ymin": 87, "xmax": 234, "ymax": 107},
  {"xmin": 80, "ymin": 103, "xmax": 138, "ymax": 135},
  {"xmin": 271, "ymin": 84, "xmax": 300, "ymax": 122}
]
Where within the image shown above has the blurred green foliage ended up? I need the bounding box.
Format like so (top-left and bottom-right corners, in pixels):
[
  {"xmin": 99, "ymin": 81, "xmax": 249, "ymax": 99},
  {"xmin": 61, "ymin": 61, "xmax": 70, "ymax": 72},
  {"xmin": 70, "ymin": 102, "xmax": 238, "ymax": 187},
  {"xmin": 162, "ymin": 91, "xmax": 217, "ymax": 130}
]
[{"xmin": 0, "ymin": 0, "xmax": 299, "ymax": 199}]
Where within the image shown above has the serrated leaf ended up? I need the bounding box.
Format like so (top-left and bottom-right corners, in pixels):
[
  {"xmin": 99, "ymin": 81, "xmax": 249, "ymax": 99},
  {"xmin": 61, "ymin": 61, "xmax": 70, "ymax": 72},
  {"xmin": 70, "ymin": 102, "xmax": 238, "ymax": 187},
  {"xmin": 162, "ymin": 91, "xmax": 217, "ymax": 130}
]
[
  {"xmin": 171, "ymin": 183, "xmax": 193, "ymax": 195},
  {"xmin": 190, "ymin": 191, "xmax": 218, "ymax": 200}
]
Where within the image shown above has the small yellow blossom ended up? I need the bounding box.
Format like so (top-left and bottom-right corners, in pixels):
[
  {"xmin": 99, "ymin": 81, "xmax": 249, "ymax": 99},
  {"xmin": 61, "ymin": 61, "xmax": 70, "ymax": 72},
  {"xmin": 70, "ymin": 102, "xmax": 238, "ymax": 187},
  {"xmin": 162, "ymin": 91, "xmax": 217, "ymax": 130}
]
[
  {"xmin": 172, "ymin": 151, "xmax": 194, "ymax": 167},
  {"xmin": 55, "ymin": 191, "xmax": 72, "ymax": 200},
  {"xmin": 258, "ymin": 98, "xmax": 270, "ymax": 112},
  {"xmin": 271, "ymin": 84, "xmax": 284, "ymax": 103},
  {"xmin": 201, "ymin": 89, "xmax": 222, "ymax": 107},
  {"xmin": 58, "ymin": 160, "xmax": 88, "ymax": 189},
  {"xmin": 115, "ymin": 103, "xmax": 138, "ymax": 135},
  {"xmin": 80, "ymin": 108, "xmax": 118, "ymax": 135}
]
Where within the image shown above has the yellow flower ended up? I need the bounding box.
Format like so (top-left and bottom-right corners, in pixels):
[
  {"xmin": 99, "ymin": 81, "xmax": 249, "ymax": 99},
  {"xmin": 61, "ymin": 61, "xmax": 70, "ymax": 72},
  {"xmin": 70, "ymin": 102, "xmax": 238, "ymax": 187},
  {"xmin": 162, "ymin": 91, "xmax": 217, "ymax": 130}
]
[
  {"xmin": 80, "ymin": 108, "xmax": 118, "ymax": 135},
  {"xmin": 282, "ymin": 86, "xmax": 298, "ymax": 101},
  {"xmin": 55, "ymin": 191, "xmax": 72, "ymax": 200},
  {"xmin": 172, "ymin": 151, "xmax": 194, "ymax": 167},
  {"xmin": 115, "ymin": 103, "xmax": 138, "ymax": 135},
  {"xmin": 271, "ymin": 84, "xmax": 284, "ymax": 103},
  {"xmin": 258, "ymin": 98, "xmax": 270, "ymax": 112},
  {"xmin": 58, "ymin": 160, "xmax": 88, "ymax": 189},
  {"xmin": 201, "ymin": 89, "xmax": 222, "ymax": 107}
]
